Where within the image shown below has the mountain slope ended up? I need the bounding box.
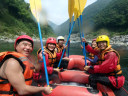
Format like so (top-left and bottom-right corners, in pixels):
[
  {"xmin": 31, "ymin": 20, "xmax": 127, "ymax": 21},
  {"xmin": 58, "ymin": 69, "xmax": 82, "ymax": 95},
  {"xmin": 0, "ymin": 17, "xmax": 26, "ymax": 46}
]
[
  {"xmin": 0, "ymin": 0, "xmax": 54, "ymax": 39},
  {"xmin": 94, "ymin": 0, "xmax": 128, "ymax": 35},
  {"xmin": 54, "ymin": 0, "xmax": 112, "ymax": 35}
]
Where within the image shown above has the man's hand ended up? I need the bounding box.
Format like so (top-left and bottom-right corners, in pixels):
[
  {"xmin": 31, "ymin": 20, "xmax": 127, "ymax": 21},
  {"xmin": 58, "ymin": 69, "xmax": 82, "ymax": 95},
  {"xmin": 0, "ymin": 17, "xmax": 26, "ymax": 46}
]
[
  {"xmin": 43, "ymin": 87, "xmax": 52, "ymax": 95},
  {"xmin": 53, "ymin": 68, "xmax": 60, "ymax": 72},
  {"xmin": 64, "ymin": 45, "xmax": 68, "ymax": 49},
  {"xmin": 82, "ymin": 38, "xmax": 87, "ymax": 43},
  {"xmin": 38, "ymin": 50, "xmax": 46, "ymax": 61},
  {"xmin": 81, "ymin": 45, "xmax": 83, "ymax": 49},
  {"xmin": 84, "ymin": 66, "xmax": 90, "ymax": 71}
]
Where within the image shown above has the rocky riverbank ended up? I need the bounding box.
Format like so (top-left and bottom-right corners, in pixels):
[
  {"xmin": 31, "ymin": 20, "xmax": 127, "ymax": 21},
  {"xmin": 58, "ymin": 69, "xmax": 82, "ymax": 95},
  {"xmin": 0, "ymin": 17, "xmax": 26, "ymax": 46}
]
[
  {"xmin": 0, "ymin": 34, "xmax": 128, "ymax": 46},
  {"xmin": 0, "ymin": 36, "xmax": 46, "ymax": 43},
  {"xmin": 65, "ymin": 33, "xmax": 128, "ymax": 46}
]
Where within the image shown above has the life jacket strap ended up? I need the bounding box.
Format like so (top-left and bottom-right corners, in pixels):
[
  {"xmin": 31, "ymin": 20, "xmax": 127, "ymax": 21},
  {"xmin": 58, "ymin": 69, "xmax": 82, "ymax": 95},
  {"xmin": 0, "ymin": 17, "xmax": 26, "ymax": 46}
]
[
  {"xmin": 25, "ymin": 77, "xmax": 33, "ymax": 81},
  {"xmin": 0, "ymin": 91, "xmax": 18, "ymax": 94}
]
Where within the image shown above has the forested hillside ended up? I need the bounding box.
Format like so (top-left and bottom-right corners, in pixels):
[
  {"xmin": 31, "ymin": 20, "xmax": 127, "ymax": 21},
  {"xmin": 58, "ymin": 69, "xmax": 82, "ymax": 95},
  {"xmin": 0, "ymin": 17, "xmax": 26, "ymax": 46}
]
[
  {"xmin": 94, "ymin": 0, "xmax": 128, "ymax": 35},
  {"xmin": 0, "ymin": 0, "xmax": 54, "ymax": 38},
  {"xmin": 55, "ymin": 0, "xmax": 128, "ymax": 37},
  {"xmin": 55, "ymin": 0, "xmax": 112, "ymax": 35}
]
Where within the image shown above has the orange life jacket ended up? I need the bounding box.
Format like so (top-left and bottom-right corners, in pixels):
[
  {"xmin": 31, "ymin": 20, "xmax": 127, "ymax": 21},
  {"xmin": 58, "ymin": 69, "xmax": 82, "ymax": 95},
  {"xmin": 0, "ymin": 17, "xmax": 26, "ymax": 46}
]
[
  {"xmin": 98, "ymin": 45, "xmax": 122, "ymax": 76},
  {"xmin": 88, "ymin": 47, "xmax": 99, "ymax": 59},
  {"xmin": 37, "ymin": 47, "xmax": 57, "ymax": 67},
  {"xmin": 56, "ymin": 44, "xmax": 64, "ymax": 53},
  {"xmin": 88, "ymin": 53, "xmax": 95, "ymax": 59},
  {"xmin": 0, "ymin": 51, "xmax": 34, "ymax": 96}
]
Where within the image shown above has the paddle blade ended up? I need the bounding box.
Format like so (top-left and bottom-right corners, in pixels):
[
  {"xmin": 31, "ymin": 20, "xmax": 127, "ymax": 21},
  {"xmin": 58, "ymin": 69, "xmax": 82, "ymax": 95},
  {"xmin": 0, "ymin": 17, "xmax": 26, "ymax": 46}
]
[
  {"xmin": 68, "ymin": 0, "xmax": 75, "ymax": 22},
  {"xmin": 74, "ymin": 0, "xmax": 80, "ymax": 21},
  {"xmin": 78, "ymin": 0, "xmax": 87, "ymax": 15},
  {"xmin": 74, "ymin": 0, "xmax": 87, "ymax": 21},
  {"xmin": 29, "ymin": 0, "xmax": 42, "ymax": 22}
]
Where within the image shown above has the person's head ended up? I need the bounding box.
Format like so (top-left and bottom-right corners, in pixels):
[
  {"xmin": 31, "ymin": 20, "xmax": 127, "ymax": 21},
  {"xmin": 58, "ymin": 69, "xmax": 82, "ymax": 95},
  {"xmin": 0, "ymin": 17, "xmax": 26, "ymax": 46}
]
[
  {"xmin": 14, "ymin": 35, "xmax": 34, "ymax": 57},
  {"xmin": 96, "ymin": 35, "xmax": 109, "ymax": 50},
  {"xmin": 91, "ymin": 39, "xmax": 97, "ymax": 49},
  {"xmin": 46, "ymin": 37, "xmax": 57, "ymax": 51},
  {"xmin": 57, "ymin": 36, "xmax": 64, "ymax": 47}
]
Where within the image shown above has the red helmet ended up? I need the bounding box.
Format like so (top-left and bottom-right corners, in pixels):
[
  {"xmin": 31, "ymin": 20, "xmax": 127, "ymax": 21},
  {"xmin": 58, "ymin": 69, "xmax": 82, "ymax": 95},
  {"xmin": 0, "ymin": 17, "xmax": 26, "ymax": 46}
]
[
  {"xmin": 92, "ymin": 38, "xmax": 96, "ymax": 41},
  {"xmin": 46, "ymin": 37, "xmax": 57, "ymax": 47},
  {"xmin": 14, "ymin": 35, "xmax": 34, "ymax": 50}
]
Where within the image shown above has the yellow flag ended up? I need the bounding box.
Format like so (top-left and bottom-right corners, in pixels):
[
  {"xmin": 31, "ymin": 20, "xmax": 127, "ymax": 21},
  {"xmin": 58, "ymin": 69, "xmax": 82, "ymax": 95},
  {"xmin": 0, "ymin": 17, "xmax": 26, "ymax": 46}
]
[
  {"xmin": 68, "ymin": 0, "xmax": 75, "ymax": 22},
  {"xmin": 29, "ymin": 0, "xmax": 42, "ymax": 22}
]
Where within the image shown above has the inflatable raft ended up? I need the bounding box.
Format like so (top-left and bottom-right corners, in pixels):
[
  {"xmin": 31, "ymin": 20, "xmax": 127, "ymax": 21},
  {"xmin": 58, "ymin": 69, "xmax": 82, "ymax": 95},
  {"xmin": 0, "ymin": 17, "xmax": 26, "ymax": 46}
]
[
  {"xmin": 59, "ymin": 55, "xmax": 90, "ymax": 70},
  {"xmin": 42, "ymin": 80, "xmax": 102, "ymax": 96},
  {"xmin": 37, "ymin": 55, "xmax": 128, "ymax": 96},
  {"xmin": 41, "ymin": 69, "xmax": 128, "ymax": 96}
]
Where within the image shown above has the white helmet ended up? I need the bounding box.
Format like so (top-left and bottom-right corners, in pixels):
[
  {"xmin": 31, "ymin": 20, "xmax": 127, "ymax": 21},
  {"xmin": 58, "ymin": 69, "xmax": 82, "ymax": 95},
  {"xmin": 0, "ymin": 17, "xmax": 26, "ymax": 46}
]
[{"xmin": 57, "ymin": 36, "xmax": 64, "ymax": 42}]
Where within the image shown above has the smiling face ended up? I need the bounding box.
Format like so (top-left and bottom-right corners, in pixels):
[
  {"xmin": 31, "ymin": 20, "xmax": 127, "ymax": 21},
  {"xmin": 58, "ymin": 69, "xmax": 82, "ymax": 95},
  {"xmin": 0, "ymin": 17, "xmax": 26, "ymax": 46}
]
[
  {"xmin": 58, "ymin": 39, "xmax": 64, "ymax": 47},
  {"xmin": 15, "ymin": 40, "xmax": 33, "ymax": 57},
  {"xmin": 91, "ymin": 41, "xmax": 97, "ymax": 49},
  {"xmin": 97, "ymin": 41, "xmax": 107, "ymax": 50},
  {"xmin": 47, "ymin": 43, "xmax": 56, "ymax": 51}
]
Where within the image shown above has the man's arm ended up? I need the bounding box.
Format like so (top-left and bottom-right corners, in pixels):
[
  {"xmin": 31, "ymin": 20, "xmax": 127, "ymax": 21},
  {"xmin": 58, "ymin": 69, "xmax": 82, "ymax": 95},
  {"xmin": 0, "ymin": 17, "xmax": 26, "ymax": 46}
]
[{"xmin": 4, "ymin": 58, "xmax": 51, "ymax": 95}]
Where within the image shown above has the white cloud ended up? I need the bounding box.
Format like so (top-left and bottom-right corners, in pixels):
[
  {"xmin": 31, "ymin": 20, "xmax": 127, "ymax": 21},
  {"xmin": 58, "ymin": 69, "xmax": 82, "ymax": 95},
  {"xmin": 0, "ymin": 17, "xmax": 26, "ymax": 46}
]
[{"xmin": 24, "ymin": 0, "xmax": 97, "ymax": 25}]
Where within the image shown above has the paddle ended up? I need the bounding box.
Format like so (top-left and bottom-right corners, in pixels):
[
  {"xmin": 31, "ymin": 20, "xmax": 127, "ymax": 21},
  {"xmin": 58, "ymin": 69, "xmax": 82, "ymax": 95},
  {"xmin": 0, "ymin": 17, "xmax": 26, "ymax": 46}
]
[
  {"xmin": 76, "ymin": 0, "xmax": 87, "ymax": 66},
  {"xmin": 29, "ymin": 0, "xmax": 50, "ymax": 86},
  {"xmin": 58, "ymin": 0, "xmax": 79, "ymax": 69},
  {"xmin": 74, "ymin": 0, "xmax": 84, "ymax": 54},
  {"xmin": 68, "ymin": 0, "xmax": 75, "ymax": 57}
]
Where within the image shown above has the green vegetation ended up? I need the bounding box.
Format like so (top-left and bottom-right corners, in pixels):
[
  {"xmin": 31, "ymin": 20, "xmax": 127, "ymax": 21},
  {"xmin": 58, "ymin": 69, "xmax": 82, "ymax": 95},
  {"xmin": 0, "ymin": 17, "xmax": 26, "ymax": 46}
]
[
  {"xmin": 0, "ymin": 0, "xmax": 55, "ymax": 38},
  {"xmin": 94, "ymin": 0, "xmax": 128, "ymax": 35},
  {"xmin": 55, "ymin": 0, "xmax": 128, "ymax": 37}
]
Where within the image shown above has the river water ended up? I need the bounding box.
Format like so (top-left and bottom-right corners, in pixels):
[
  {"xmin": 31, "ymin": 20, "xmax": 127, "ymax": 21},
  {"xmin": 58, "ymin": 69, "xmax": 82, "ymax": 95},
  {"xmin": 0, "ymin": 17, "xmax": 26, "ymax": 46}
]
[{"xmin": 0, "ymin": 41, "xmax": 128, "ymax": 90}]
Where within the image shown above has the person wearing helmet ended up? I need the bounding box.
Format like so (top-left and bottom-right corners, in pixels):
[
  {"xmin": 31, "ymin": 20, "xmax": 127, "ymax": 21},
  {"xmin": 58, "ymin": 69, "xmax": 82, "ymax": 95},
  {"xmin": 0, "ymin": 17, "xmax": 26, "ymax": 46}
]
[
  {"xmin": 0, "ymin": 35, "xmax": 52, "ymax": 96},
  {"xmin": 82, "ymin": 35, "xmax": 125, "ymax": 89},
  {"xmin": 55, "ymin": 36, "xmax": 66, "ymax": 57},
  {"xmin": 34, "ymin": 37, "xmax": 61, "ymax": 84},
  {"xmin": 86, "ymin": 39, "xmax": 98, "ymax": 65}
]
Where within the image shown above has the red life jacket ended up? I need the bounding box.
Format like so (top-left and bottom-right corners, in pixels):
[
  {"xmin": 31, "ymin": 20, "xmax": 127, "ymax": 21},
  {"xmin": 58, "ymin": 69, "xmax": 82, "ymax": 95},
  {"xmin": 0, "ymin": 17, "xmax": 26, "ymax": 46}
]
[
  {"xmin": 0, "ymin": 51, "xmax": 34, "ymax": 96},
  {"xmin": 98, "ymin": 45, "xmax": 122, "ymax": 76}
]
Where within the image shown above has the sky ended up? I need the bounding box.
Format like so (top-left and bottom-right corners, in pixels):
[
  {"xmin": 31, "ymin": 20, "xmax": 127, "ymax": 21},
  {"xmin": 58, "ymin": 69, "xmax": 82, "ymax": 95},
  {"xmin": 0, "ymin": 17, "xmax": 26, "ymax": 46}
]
[{"xmin": 25, "ymin": 0, "xmax": 97, "ymax": 25}]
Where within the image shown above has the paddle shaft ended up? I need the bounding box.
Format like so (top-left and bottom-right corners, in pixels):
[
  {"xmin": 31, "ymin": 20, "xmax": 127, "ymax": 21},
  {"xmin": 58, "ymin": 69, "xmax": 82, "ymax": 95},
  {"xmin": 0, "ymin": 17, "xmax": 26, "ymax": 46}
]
[
  {"xmin": 58, "ymin": 21, "xmax": 75, "ymax": 68},
  {"xmin": 38, "ymin": 22, "xmax": 49, "ymax": 86}
]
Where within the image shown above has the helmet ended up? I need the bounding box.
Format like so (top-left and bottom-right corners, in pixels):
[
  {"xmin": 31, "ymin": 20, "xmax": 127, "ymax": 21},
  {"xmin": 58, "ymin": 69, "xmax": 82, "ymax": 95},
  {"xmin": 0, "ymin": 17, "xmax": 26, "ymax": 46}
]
[
  {"xmin": 46, "ymin": 37, "xmax": 57, "ymax": 47},
  {"xmin": 57, "ymin": 36, "xmax": 64, "ymax": 42},
  {"xmin": 14, "ymin": 35, "xmax": 34, "ymax": 50},
  {"xmin": 96, "ymin": 35, "xmax": 109, "ymax": 46},
  {"xmin": 92, "ymin": 38, "xmax": 96, "ymax": 41}
]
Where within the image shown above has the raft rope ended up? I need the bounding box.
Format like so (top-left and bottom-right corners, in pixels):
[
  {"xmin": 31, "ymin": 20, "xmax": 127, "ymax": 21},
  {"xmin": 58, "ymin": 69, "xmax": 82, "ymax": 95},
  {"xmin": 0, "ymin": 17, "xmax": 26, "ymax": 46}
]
[{"xmin": 53, "ymin": 83, "xmax": 92, "ymax": 89}]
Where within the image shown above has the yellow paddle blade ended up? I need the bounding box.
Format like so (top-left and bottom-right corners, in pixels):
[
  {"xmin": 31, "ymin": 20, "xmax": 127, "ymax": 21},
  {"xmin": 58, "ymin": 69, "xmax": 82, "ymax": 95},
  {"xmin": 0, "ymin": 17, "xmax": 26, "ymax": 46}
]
[
  {"xmin": 74, "ymin": 0, "xmax": 87, "ymax": 19},
  {"xmin": 29, "ymin": 0, "xmax": 42, "ymax": 22},
  {"xmin": 74, "ymin": 0, "xmax": 80, "ymax": 21},
  {"xmin": 78, "ymin": 0, "xmax": 87, "ymax": 15},
  {"xmin": 68, "ymin": 0, "xmax": 75, "ymax": 22}
]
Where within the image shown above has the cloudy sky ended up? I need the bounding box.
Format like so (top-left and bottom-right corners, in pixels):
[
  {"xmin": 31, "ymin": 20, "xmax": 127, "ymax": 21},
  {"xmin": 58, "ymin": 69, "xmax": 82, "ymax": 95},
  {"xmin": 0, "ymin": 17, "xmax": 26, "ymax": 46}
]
[{"xmin": 25, "ymin": 0, "xmax": 97, "ymax": 25}]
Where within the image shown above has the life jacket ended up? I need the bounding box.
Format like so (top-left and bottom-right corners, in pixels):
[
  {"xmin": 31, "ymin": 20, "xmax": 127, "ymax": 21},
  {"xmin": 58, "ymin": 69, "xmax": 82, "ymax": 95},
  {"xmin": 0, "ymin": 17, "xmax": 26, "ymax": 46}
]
[
  {"xmin": 56, "ymin": 44, "xmax": 64, "ymax": 53},
  {"xmin": 88, "ymin": 53, "xmax": 95, "ymax": 59},
  {"xmin": 98, "ymin": 45, "xmax": 122, "ymax": 76},
  {"xmin": 37, "ymin": 47, "xmax": 57, "ymax": 67},
  {"xmin": 0, "ymin": 51, "xmax": 34, "ymax": 96},
  {"xmin": 88, "ymin": 47, "xmax": 99, "ymax": 59}
]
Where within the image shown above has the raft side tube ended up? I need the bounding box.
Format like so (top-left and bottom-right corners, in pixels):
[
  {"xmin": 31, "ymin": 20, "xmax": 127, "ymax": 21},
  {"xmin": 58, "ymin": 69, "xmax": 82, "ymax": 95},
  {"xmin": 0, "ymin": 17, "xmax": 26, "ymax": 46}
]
[
  {"xmin": 42, "ymin": 84, "xmax": 103, "ymax": 96},
  {"xmin": 67, "ymin": 58, "xmax": 89, "ymax": 70},
  {"xmin": 58, "ymin": 70, "xmax": 89, "ymax": 84}
]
